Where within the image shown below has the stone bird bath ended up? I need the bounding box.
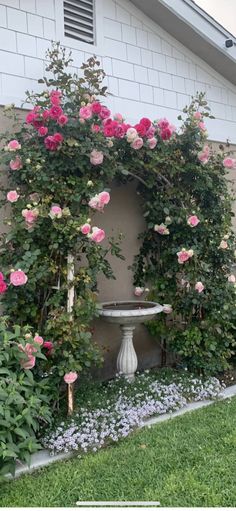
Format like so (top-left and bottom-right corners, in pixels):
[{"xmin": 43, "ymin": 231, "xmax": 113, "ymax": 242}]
[{"xmin": 98, "ymin": 301, "xmax": 163, "ymax": 380}]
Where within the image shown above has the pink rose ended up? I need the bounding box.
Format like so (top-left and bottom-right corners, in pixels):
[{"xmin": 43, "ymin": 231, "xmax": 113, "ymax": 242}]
[
  {"xmin": 146, "ymin": 126, "xmax": 156, "ymax": 139},
  {"xmin": 42, "ymin": 110, "xmax": 51, "ymax": 121},
  {"xmin": 228, "ymin": 274, "xmax": 236, "ymax": 283},
  {"xmin": 195, "ymin": 281, "xmax": 205, "ymax": 293},
  {"xmin": 134, "ymin": 286, "xmax": 144, "ymax": 297},
  {"xmin": 7, "ymin": 190, "xmax": 19, "ymax": 203},
  {"xmin": 48, "ymin": 106, "xmax": 63, "ymax": 119},
  {"xmin": 163, "ymin": 304, "xmax": 173, "ymax": 314},
  {"xmin": 49, "ymin": 205, "xmax": 62, "ymax": 219},
  {"xmin": 135, "ymin": 123, "xmax": 147, "ymax": 137},
  {"xmin": 22, "ymin": 208, "xmax": 39, "ymax": 224},
  {"xmin": 88, "ymin": 191, "xmax": 110, "ymax": 211},
  {"xmin": 131, "ymin": 137, "xmax": 144, "ymax": 150},
  {"xmin": 44, "ymin": 133, "xmax": 63, "ymax": 151},
  {"xmin": 193, "ymin": 111, "xmax": 202, "ymax": 120},
  {"xmin": 98, "ymin": 191, "xmax": 110, "ymax": 206},
  {"xmin": 90, "ymin": 227, "xmax": 105, "ymax": 243},
  {"xmin": 81, "ymin": 223, "xmax": 91, "ymax": 235},
  {"xmin": 157, "ymin": 119, "xmax": 169, "ymax": 130},
  {"xmin": 43, "ymin": 341, "xmax": 53, "ymax": 356},
  {"xmin": 219, "ymin": 240, "xmax": 228, "ymax": 249},
  {"xmin": 26, "ymin": 111, "xmax": 36, "ymax": 124},
  {"xmin": 140, "ymin": 117, "xmax": 152, "ymax": 130},
  {"xmin": 154, "ymin": 224, "xmax": 169, "ymax": 235},
  {"xmin": 91, "ymin": 124, "xmax": 100, "ymax": 133},
  {"xmin": 10, "ymin": 270, "xmax": 28, "ymax": 286},
  {"xmin": 50, "ymin": 90, "xmax": 62, "ymax": 106},
  {"xmin": 223, "ymin": 158, "xmax": 236, "ymax": 169},
  {"xmin": 18, "ymin": 343, "xmax": 37, "ymax": 370},
  {"xmin": 38, "ymin": 126, "xmax": 48, "ymax": 137},
  {"xmin": 147, "ymin": 137, "xmax": 157, "ymax": 149},
  {"xmin": 63, "ymin": 371, "xmax": 78, "ymax": 384},
  {"xmin": 58, "ymin": 114, "xmax": 68, "ymax": 126},
  {"xmin": 99, "ymin": 106, "xmax": 111, "ymax": 120},
  {"xmin": 7, "ymin": 140, "xmax": 21, "ymax": 151},
  {"xmin": 198, "ymin": 121, "xmax": 207, "ymax": 131},
  {"xmin": 9, "ymin": 156, "xmax": 22, "ymax": 170},
  {"xmin": 79, "ymin": 105, "xmax": 92, "ymax": 120},
  {"xmin": 187, "ymin": 215, "xmax": 200, "ymax": 227},
  {"xmin": 126, "ymin": 128, "xmax": 138, "ymax": 142},
  {"xmin": 90, "ymin": 149, "xmax": 104, "ymax": 165},
  {"xmin": 91, "ymin": 102, "xmax": 102, "ymax": 115},
  {"xmin": 160, "ymin": 128, "xmax": 172, "ymax": 140},
  {"xmin": 34, "ymin": 334, "xmax": 44, "ymax": 346},
  {"xmin": 0, "ymin": 280, "xmax": 7, "ymax": 294},
  {"xmin": 114, "ymin": 113, "xmax": 124, "ymax": 122},
  {"xmin": 114, "ymin": 124, "xmax": 125, "ymax": 139},
  {"xmin": 177, "ymin": 249, "xmax": 194, "ymax": 264}
]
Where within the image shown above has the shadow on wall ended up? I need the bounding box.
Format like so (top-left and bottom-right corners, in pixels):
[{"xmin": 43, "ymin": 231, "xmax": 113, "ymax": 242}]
[{"xmin": 92, "ymin": 181, "xmax": 163, "ymax": 380}]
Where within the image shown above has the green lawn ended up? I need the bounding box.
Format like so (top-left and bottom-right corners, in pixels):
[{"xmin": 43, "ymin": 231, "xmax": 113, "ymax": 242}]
[{"xmin": 1, "ymin": 397, "xmax": 236, "ymax": 507}]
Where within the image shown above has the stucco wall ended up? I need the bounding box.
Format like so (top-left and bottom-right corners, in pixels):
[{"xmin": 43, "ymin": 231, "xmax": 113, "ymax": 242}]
[{"xmin": 0, "ymin": 0, "xmax": 236, "ymax": 143}]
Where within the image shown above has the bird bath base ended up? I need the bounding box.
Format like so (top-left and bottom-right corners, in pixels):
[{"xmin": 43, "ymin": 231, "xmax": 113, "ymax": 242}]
[{"xmin": 98, "ymin": 301, "xmax": 163, "ymax": 380}]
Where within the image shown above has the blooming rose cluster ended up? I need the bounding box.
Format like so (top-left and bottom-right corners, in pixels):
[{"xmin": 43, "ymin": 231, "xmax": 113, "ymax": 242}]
[
  {"xmin": 18, "ymin": 334, "xmax": 53, "ymax": 370},
  {"xmin": 80, "ymin": 224, "xmax": 105, "ymax": 243},
  {"xmin": 0, "ymin": 269, "xmax": 28, "ymax": 293},
  {"xmin": 177, "ymin": 248, "xmax": 194, "ymax": 264},
  {"xmin": 88, "ymin": 191, "xmax": 110, "ymax": 212},
  {"xmin": 156, "ymin": 118, "xmax": 176, "ymax": 141}
]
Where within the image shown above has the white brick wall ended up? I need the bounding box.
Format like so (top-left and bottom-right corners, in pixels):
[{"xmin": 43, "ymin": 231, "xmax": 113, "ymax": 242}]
[{"xmin": 0, "ymin": 0, "xmax": 236, "ymax": 142}]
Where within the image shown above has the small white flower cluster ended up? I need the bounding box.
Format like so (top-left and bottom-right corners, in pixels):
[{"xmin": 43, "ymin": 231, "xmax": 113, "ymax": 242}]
[{"xmin": 42, "ymin": 374, "xmax": 223, "ymax": 455}]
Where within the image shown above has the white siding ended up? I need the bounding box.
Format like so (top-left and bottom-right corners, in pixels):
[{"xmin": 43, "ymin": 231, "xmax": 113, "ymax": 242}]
[{"xmin": 0, "ymin": 0, "xmax": 236, "ymax": 142}]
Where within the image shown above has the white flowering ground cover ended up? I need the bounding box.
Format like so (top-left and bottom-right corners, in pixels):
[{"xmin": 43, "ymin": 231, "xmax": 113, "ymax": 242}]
[{"xmin": 42, "ymin": 370, "xmax": 224, "ymax": 455}]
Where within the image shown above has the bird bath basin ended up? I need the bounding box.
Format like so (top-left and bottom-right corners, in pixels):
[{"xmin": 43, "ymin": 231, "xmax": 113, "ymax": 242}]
[{"xmin": 98, "ymin": 301, "xmax": 163, "ymax": 380}]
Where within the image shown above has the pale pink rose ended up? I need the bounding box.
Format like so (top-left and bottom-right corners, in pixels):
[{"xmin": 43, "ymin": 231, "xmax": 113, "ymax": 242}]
[
  {"xmin": 18, "ymin": 343, "xmax": 36, "ymax": 370},
  {"xmin": 114, "ymin": 113, "xmax": 124, "ymax": 122},
  {"xmin": 193, "ymin": 111, "xmax": 202, "ymax": 120},
  {"xmin": 81, "ymin": 223, "xmax": 91, "ymax": 235},
  {"xmin": 91, "ymin": 124, "xmax": 100, "ymax": 133},
  {"xmin": 98, "ymin": 191, "xmax": 110, "ymax": 206},
  {"xmin": 79, "ymin": 105, "xmax": 92, "ymax": 119},
  {"xmin": 22, "ymin": 208, "xmax": 39, "ymax": 224},
  {"xmin": 10, "ymin": 269, "xmax": 28, "ymax": 286},
  {"xmin": 131, "ymin": 137, "xmax": 144, "ymax": 150},
  {"xmin": 198, "ymin": 145, "xmax": 210, "ymax": 164},
  {"xmin": 88, "ymin": 195, "xmax": 100, "ymax": 210},
  {"xmin": 187, "ymin": 215, "xmax": 200, "ymax": 227},
  {"xmin": 223, "ymin": 158, "xmax": 236, "ymax": 169},
  {"xmin": 198, "ymin": 121, "xmax": 207, "ymax": 131},
  {"xmin": 10, "ymin": 156, "xmax": 22, "ymax": 170},
  {"xmin": 228, "ymin": 274, "xmax": 236, "ymax": 283},
  {"xmin": 34, "ymin": 335, "xmax": 44, "ymax": 345},
  {"xmin": 154, "ymin": 224, "xmax": 169, "ymax": 235},
  {"xmin": 134, "ymin": 286, "xmax": 144, "ymax": 297},
  {"xmin": 90, "ymin": 149, "xmax": 104, "ymax": 165},
  {"xmin": 90, "ymin": 227, "xmax": 105, "ymax": 243},
  {"xmin": 163, "ymin": 304, "xmax": 173, "ymax": 314},
  {"xmin": 49, "ymin": 205, "xmax": 62, "ymax": 219},
  {"xmin": 177, "ymin": 249, "xmax": 194, "ymax": 264},
  {"xmin": 147, "ymin": 137, "xmax": 157, "ymax": 149},
  {"xmin": 7, "ymin": 139, "xmax": 21, "ymax": 151},
  {"xmin": 126, "ymin": 128, "xmax": 138, "ymax": 143},
  {"xmin": 219, "ymin": 240, "xmax": 228, "ymax": 249},
  {"xmin": 195, "ymin": 281, "xmax": 205, "ymax": 293},
  {"xmin": 63, "ymin": 371, "xmax": 78, "ymax": 384},
  {"xmin": 7, "ymin": 190, "xmax": 19, "ymax": 202}
]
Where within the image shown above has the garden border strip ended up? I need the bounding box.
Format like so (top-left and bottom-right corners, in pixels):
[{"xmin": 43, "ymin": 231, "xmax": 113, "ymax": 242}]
[{"xmin": 5, "ymin": 382, "xmax": 236, "ymax": 480}]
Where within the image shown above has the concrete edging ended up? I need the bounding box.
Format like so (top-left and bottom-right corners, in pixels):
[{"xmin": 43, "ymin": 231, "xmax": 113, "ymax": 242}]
[{"xmin": 6, "ymin": 383, "xmax": 236, "ymax": 479}]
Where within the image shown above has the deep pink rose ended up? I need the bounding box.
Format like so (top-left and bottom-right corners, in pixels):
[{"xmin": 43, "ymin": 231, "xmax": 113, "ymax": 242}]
[
  {"xmin": 44, "ymin": 133, "xmax": 63, "ymax": 151},
  {"xmin": 49, "ymin": 106, "xmax": 63, "ymax": 119},
  {"xmin": 90, "ymin": 227, "xmax": 105, "ymax": 243},
  {"xmin": 7, "ymin": 140, "xmax": 21, "ymax": 151},
  {"xmin": 99, "ymin": 106, "xmax": 111, "ymax": 120},
  {"xmin": 58, "ymin": 114, "xmax": 68, "ymax": 126},
  {"xmin": 49, "ymin": 205, "xmax": 62, "ymax": 219},
  {"xmin": 157, "ymin": 118, "xmax": 169, "ymax": 130},
  {"xmin": 147, "ymin": 137, "xmax": 157, "ymax": 149},
  {"xmin": 195, "ymin": 281, "xmax": 205, "ymax": 293},
  {"xmin": 79, "ymin": 105, "xmax": 92, "ymax": 120},
  {"xmin": 10, "ymin": 270, "xmax": 28, "ymax": 286},
  {"xmin": 114, "ymin": 124, "xmax": 125, "ymax": 138},
  {"xmin": 131, "ymin": 137, "xmax": 144, "ymax": 150},
  {"xmin": 42, "ymin": 110, "xmax": 51, "ymax": 121},
  {"xmin": 26, "ymin": 111, "xmax": 36, "ymax": 124},
  {"xmin": 134, "ymin": 123, "xmax": 147, "ymax": 137},
  {"xmin": 81, "ymin": 223, "xmax": 91, "ymax": 235},
  {"xmin": 10, "ymin": 156, "xmax": 22, "ymax": 170},
  {"xmin": 38, "ymin": 126, "xmax": 48, "ymax": 137},
  {"xmin": 7, "ymin": 190, "xmax": 19, "ymax": 202},
  {"xmin": 50, "ymin": 90, "xmax": 62, "ymax": 106},
  {"xmin": 223, "ymin": 158, "xmax": 236, "ymax": 169},
  {"xmin": 90, "ymin": 149, "xmax": 104, "ymax": 165},
  {"xmin": 0, "ymin": 272, "xmax": 4, "ymax": 281},
  {"xmin": 0, "ymin": 280, "xmax": 7, "ymax": 294},
  {"xmin": 91, "ymin": 101, "xmax": 102, "ymax": 114},
  {"xmin": 160, "ymin": 128, "xmax": 172, "ymax": 140},
  {"xmin": 140, "ymin": 117, "xmax": 152, "ymax": 130},
  {"xmin": 134, "ymin": 286, "xmax": 144, "ymax": 297},
  {"xmin": 43, "ymin": 340, "xmax": 53, "ymax": 356},
  {"xmin": 187, "ymin": 215, "xmax": 200, "ymax": 227},
  {"xmin": 63, "ymin": 371, "xmax": 78, "ymax": 384},
  {"xmin": 103, "ymin": 124, "xmax": 115, "ymax": 137},
  {"xmin": 146, "ymin": 126, "xmax": 156, "ymax": 139}
]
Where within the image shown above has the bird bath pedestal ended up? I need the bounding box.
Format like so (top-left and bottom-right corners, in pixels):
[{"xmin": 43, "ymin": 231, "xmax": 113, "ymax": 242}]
[{"xmin": 98, "ymin": 301, "xmax": 163, "ymax": 380}]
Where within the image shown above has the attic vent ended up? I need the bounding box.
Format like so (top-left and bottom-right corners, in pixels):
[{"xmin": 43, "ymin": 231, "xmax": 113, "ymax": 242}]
[{"xmin": 64, "ymin": 0, "xmax": 94, "ymax": 44}]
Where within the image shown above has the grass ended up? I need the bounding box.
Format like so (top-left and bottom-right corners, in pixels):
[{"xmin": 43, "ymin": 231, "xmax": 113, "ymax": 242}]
[{"xmin": 1, "ymin": 396, "xmax": 236, "ymax": 507}]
